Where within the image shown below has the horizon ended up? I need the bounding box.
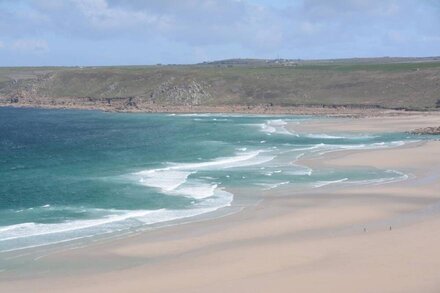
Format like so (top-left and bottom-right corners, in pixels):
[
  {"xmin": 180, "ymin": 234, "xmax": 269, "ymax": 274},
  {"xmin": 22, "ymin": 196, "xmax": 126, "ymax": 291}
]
[
  {"xmin": 1, "ymin": 55, "xmax": 440, "ymax": 68},
  {"xmin": 0, "ymin": 0, "xmax": 439, "ymax": 66}
]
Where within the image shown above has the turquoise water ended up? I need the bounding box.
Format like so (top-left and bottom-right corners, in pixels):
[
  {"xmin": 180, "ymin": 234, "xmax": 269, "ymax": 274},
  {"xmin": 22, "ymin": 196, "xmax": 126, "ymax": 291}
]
[{"xmin": 0, "ymin": 107, "xmax": 422, "ymax": 252}]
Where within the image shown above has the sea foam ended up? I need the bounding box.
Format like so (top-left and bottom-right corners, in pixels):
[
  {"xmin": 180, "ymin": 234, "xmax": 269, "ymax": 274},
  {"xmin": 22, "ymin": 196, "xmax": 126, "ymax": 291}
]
[
  {"xmin": 0, "ymin": 189, "xmax": 233, "ymax": 252},
  {"xmin": 135, "ymin": 150, "xmax": 274, "ymax": 199},
  {"xmin": 260, "ymin": 119, "xmax": 294, "ymax": 135}
]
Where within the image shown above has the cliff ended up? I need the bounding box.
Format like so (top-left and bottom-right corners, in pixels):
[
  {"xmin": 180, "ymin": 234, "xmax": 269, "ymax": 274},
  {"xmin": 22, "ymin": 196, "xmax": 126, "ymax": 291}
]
[{"xmin": 1, "ymin": 58, "xmax": 440, "ymax": 113}]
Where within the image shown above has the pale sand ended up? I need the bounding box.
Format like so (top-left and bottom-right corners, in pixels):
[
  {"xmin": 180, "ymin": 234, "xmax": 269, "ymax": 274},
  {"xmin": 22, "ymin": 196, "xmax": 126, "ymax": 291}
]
[
  {"xmin": 2, "ymin": 114, "xmax": 440, "ymax": 293},
  {"xmin": 290, "ymin": 112, "xmax": 440, "ymax": 133}
]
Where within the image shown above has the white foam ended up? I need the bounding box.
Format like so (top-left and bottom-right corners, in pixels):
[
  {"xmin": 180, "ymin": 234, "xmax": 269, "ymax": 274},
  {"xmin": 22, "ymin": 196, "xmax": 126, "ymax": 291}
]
[
  {"xmin": 313, "ymin": 178, "xmax": 349, "ymax": 188},
  {"xmin": 285, "ymin": 168, "xmax": 313, "ymax": 176},
  {"xmin": 0, "ymin": 189, "xmax": 234, "ymax": 250},
  {"xmin": 0, "ymin": 210, "xmax": 153, "ymax": 242},
  {"xmin": 305, "ymin": 133, "xmax": 376, "ymax": 139},
  {"xmin": 264, "ymin": 170, "xmax": 283, "ymax": 176},
  {"xmin": 344, "ymin": 141, "xmax": 405, "ymax": 152},
  {"xmin": 296, "ymin": 140, "xmax": 410, "ymax": 156},
  {"xmin": 260, "ymin": 119, "xmax": 293, "ymax": 135},
  {"xmin": 293, "ymin": 143, "xmax": 326, "ymax": 152},
  {"xmin": 295, "ymin": 153, "xmax": 305, "ymax": 160},
  {"xmin": 258, "ymin": 181, "xmax": 290, "ymax": 190},
  {"xmin": 177, "ymin": 113, "xmax": 244, "ymax": 118},
  {"xmin": 177, "ymin": 113, "xmax": 216, "ymax": 117},
  {"xmin": 260, "ymin": 123, "xmax": 276, "ymax": 134},
  {"xmin": 211, "ymin": 118, "xmax": 229, "ymax": 121},
  {"xmin": 135, "ymin": 150, "xmax": 274, "ymax": 198},
  {"xmin": 138, "ymin": 170, "xmax": 193, "ymax": 192},
  {"xmin": 181, "ymin": 150, "xmax": 273, "ymax": 170},
  {"xmin": 173, "ymin": 182, "xmax": 218, "ymax": 199}
]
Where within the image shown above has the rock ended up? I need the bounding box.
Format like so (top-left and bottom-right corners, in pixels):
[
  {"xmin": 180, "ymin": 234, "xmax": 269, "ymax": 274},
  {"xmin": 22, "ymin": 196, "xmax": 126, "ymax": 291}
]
[
  {"xmin": 410, "ymin": 126, "xmax": 440, "ymax": 135},
  {"xmin": 124, "ymin": 97, "xmax": 138, "ymax": 108}
]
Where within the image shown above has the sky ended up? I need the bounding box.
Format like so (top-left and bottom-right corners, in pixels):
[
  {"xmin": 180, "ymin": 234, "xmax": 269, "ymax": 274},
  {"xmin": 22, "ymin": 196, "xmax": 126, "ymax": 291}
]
[{"xmin": 0, "ymin": 0, "xmax": 439, "ymax": 66}]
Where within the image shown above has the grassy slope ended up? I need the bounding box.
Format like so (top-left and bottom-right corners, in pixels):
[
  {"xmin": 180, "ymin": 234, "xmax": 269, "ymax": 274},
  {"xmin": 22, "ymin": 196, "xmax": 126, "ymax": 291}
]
[{"xmin": 1, "ymin": 59, "xmax": 440, "ymax": 110}]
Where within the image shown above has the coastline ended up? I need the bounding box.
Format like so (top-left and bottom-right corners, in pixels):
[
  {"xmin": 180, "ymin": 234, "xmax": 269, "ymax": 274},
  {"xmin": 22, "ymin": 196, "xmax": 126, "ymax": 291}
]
[
  {"xmin": 2, "ymin": 113, "xmax": 440, "ymax": 292},
  {"xmin": 2, "ymin": 101, "xmax": 439, "ymax": 118}
]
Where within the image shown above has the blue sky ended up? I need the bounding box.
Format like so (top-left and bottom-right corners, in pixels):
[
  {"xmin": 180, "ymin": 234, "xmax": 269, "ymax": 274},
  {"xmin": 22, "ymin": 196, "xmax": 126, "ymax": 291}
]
[{"xmin": 0, "ymin": 0, "xmax": 439, "ymax": 66}]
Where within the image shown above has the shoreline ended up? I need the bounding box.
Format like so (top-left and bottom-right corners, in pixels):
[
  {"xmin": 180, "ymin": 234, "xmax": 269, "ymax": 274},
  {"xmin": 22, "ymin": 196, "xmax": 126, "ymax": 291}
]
[
  {"xmin": 2, "ymin": 102, "xmax": 439, "ymax": 118},
  {"xmin": 2, "ymin": 113, "xmax": 440, "ymax": 292}
]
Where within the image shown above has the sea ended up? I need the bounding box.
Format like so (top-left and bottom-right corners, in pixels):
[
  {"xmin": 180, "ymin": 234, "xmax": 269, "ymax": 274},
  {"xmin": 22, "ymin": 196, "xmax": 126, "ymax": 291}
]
[{"xmin": 0, "ymin": 107, "xmax": 425, "ymax": 252}]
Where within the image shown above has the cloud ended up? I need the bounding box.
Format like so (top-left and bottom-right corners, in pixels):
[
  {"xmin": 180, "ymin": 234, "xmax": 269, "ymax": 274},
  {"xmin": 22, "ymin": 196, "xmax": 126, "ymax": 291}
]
[
  {"xmin": 3, "ymin": 0, "xmax": 284, "ymax": 53},
  {"xmin": 70, "ymin": 0, "xmax": 159, "ymax": 30},
  {"xmin": 0, "ymin": 0, "xmax": 438, "ymax": 65},
  {"xmin": 11, "ymin": 39, "xmax": 49, "ymax": 52}
]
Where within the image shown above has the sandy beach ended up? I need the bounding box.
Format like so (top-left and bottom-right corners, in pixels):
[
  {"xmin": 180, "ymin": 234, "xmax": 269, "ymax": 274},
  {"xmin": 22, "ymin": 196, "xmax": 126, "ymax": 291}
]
[{"xmin": 2, "ymin": 113, "xmax": 440, "ymax": 293}]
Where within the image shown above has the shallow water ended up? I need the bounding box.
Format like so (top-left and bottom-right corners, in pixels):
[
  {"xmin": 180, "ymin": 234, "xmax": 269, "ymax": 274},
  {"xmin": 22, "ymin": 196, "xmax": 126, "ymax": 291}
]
[{"xmin": 0, "ymin": 107, "xmax": 423, "ymax": 252}]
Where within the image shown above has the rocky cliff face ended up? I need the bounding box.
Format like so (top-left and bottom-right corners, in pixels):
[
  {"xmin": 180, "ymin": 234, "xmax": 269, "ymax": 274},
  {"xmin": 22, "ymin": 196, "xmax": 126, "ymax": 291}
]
[
  {"xmin": 0, "ymin": 71, "xmax": 215, "ymax": 110},
  {"xmin": 149, "ymin": 79, "xmax": 212, "ymax": 105}
]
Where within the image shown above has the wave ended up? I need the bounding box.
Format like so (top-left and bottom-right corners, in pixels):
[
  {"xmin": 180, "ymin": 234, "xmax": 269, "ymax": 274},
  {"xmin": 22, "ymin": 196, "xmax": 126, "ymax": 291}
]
[
  {"xmin": 135, "ymin": 150, "xmax": 274, "ymax": 199},
  {"xmin": 257, "ymin": 181, "xmax": 290, "ymax": 190},
  {"xmin": 176, "ymin": 113, "xmax": 253, "ymax": 118},
  {"xmin": 165, "ymin": 150, "xmax": 274, "ymax": 170},
  {"xmin": 305, "ymin": 133, "xmax": 377, "ymax": 140},
  {"xmin": 312, "ymin": 169, "xmax": 408, "ymax": 189},
  {"xmin": 346, "ymin": 170, "xmax": 409, "ymax": 186},
  {"xmin": 289, "ymin": 140, "xmax": 409, "ymax": 156},
  {"xmin": 0, "ymin": 189, "xmax": 233, "ymax": 252},
  {"xmin": 173, "ymin": 182, "xmax": 218, "ymax": 199},
  {"xmin": 176, "ymin": 113, "xmax": 218, "ymax": 117},
  {"xmin": 139, "ymin": 170, "xmax": 193, "ymax": 192},
  {"xmin": 2, "ymin": 150, "xmax": 266, "ymax": 251},
  {"xmin": 260, "ymin": 119, "xmax": 295, "ymax": 135},
  {"xmin": 313, "ymin": 178, "xmax": 349, "ymax": 188},
  {"xmin": 314, "ymin": 141, "xmax": 408, "ymax": 155}
]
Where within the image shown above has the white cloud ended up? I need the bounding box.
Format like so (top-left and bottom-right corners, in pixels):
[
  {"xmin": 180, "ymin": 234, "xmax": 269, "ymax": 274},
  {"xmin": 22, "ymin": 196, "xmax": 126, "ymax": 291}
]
[
  {"xmin": 0, "ymin": 41, "xmax": 4, "ymax": 49},
  {"xmin": 11, "ymin": 39, "xmax": 49, "ymax": 52}
]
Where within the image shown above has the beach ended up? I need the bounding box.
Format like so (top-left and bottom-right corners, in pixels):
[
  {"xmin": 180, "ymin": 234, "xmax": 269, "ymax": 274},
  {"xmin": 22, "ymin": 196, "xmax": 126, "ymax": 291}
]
[
  {"xmin": 1, "ymin": 113, "xmax": 440, "ymax": 293},
  {"xmin": 2, "ymin": 1, "xmax": 440, "ymax": 291}
]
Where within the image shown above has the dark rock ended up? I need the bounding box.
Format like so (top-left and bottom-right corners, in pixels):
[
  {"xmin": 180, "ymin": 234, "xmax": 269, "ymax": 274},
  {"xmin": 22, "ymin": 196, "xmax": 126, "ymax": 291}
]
[{"xmin": 125, "ymin": 97, "xmax": 138, "ymax": 108}]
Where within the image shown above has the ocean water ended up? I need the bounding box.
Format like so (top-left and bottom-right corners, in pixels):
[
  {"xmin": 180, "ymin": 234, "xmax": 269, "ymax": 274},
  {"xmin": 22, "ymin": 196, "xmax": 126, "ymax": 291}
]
[{"xmin": 0, "ymin": 107, "xmax": 423, "ymax": 252}]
